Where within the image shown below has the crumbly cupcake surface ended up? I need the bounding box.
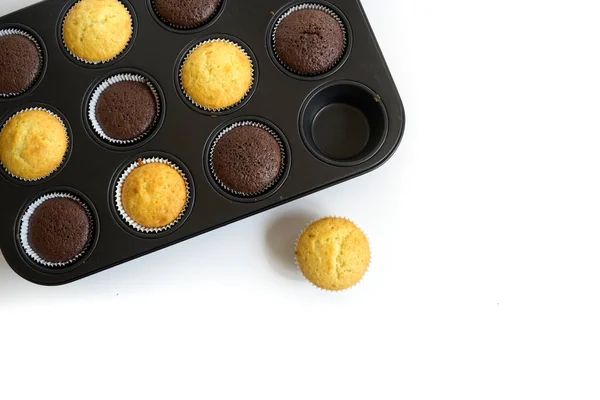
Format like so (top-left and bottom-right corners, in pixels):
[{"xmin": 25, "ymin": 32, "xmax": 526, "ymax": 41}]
[
  {"xmin": 0, "ymin": 34, "xmax": 42, "ymax": 95},
  {"xmin": 296, "ymin": 217, "xmax": 370, "ymax": 291},
  {"xmin": 181, "ymin": 41, "xmax": 253, "ymax": 110},
  {"xmin": 275, "ymin": 9, "xmax": 345, "ymax": 75},
  {"xmin": 63, "ymin": 0, "xmax": 132, "ymax": 63},
  {"xmin": 0, "ymin": 110, "xmax": 68, "ymax": 180},
  {"xmin": 154, "ymin": 0, "xmax": 221, "ymax": 28},
  {"xmin": 28, "ymin": 197, "xmax": 91, "ymax": 264},
  {"xmin": 121, "ymin": 162, "xmax": 187, "ymax": 229},
  {"xmin": 95, "ymin": 81, "xmax": 157, "ymax": 141},
  {"xmin": 212, "ymin": 125, "xmax": 282, "ymax": 195}
]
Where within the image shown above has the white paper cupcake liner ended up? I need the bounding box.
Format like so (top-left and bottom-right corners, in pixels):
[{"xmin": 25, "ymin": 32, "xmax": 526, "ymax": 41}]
[
  {"xmin": 209, "ymin": 121, "xmax": 286, "ymax": 197},
  {"xmin": 20, "ymin": 192, "xmax": 94, "ymax": 268},
  {"xmin": 272, "ymin": 3, "xmax": 348, "ymax": 76},
  {"xmin": 0, "ymin": 107, "xmax": 69, "ymax": 182},
  {"xmin": 150, "ymin": 0, "xmax": 222, "ymax": 30},
  {"xmin": 294, "ymin": 216, "xmax": 371, "ymax": 292},
  {"xmin": 115, "ymin": 157, "xmax": 190, "ymax": 233},
  {"xmin": 0, "ymin": 28, "xmax": 43, "ymax": 98},
  {"xmin": 88, "ymin": 73, "xmax": 160, "ymax": 145},
  {"xmin": 61, "ymin": 0, "xmax": 133, "ymax": 65},
  {"xmin": 179, "ymin": 38, "xmax": 255, "ymax": 112}
]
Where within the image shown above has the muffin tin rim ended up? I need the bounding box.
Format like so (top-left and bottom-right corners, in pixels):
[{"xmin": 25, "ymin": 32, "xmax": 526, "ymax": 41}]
[
  {"xmin": 57, "ymin": 0, "xmax": 139, "ymax": 69},
  {"xmin": 14, "ymin": 187, "xmax": 101, "ymax": 276},
  {"xmin": 175, "ymin": 33, "xmax": 259, "ymax": 116},
  {"xmin": 0, "ymin": 24, "xmax": 47, "ymax": 101},
  {"xmin": 82, "ymin": 68, "xmax": 167, "ymax": 152},
  {"xmin": 0, "ymin": 103, "xmax": 74, "ymax": 186},
  {"xmin": 146, "ymin": 0, "xmax": 227, "ymax": 33},
  {"xmin": 266, "ymin": 0, "xmax": 353, "ymax": 81}
]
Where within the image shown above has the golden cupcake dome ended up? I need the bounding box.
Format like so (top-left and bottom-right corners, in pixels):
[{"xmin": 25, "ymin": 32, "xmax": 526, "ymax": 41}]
[
  {"xmin": 181, "ymin": 40, "xmax": 253, "ymax": 111},
  {"xmin": 295, "ymin": 217, "xmax": 371, "ymax": 291},
  {"xmin": 0, "ymin": 109, "xmax": 68, "ymax": 181},
  {"xmin": 63, "ymin": 0, "xmax": 133, "ymax": 63},
  {"xmin": 121, "ymin": 162, "xmax": 188, "ymax": 229}
]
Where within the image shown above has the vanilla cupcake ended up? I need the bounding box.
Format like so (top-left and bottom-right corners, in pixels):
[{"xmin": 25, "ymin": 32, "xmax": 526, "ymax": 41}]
[
  {"xmin": 295, "ymin": 217, "xmax": 370, "ymax": 291},
  {"xmin": 63, "ymin": 0, "xmax": 133, "ymax": 63}
]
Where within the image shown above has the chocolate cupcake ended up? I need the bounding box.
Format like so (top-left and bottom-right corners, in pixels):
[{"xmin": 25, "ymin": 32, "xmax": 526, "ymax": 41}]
[
  {"xmin": 273, "ymin": 5, "xmax": 346, "ymax": 76},
  {"xmin": 153, "ymin": 0, "xmax": 221, "ymax": 29},
  {"xmin": 89, "ymin": 74, "xmax": 160, "ymax": 144},
  {"xmin": 0, "ymin": 29, "xmax": 42, "ymax": 97},
  {"xmin": 20, "ymin": 193, "xmax": 93, "ymax": 267},
  {"xmin": 210, "ymin": 122, "xmax": 285, "ymax": 196}
]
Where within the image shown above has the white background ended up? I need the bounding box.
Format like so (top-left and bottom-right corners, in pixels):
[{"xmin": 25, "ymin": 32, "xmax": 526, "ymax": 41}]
[{"xmin": 1, "ymin": 0, "xmax": 600, "ymax": 399}]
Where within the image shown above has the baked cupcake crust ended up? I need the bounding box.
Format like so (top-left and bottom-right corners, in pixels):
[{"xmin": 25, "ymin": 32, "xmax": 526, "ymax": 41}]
[
  {"xmin": 121, "ymin": 162, "xmax": 187, "ymax": 229},
  {"xmin": 153, "ymin": 0, "xmax": 220, "ymax": 28},
  {"xmin": 28, "ymin": 197, "xmax": 91, "ymax": 264},
  {"xmin": 0, "ymin": 34, "xmax": 42, "ymax": 95},
  {"xmin": 0, "ymin": 110, "xmax": 68, "ymax": 180},
  {"xmin": 63, "ymin": 0, "xmax": 132, "ymax": 63},
  {"xmin": 95, "ymin": 81, "xmax": 157, "ymax": 141},
  {"xmin": 296, "ymin": 218, "xmax": 370, "ymax": 291},
  {"xmin": 181, "ymin": 41, "xmax": 253, "ymax": 110},
  {"xmin": 275, "ymin": 9, "xmax": 345, "ymax": 75},
  {"xmin": 212, "ymin": 125, "xmax": 282, "ymax": 195}
]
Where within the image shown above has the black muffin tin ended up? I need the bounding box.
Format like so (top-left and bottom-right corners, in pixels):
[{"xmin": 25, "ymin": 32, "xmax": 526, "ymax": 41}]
[{"xmin": 0, "ymin": 0, "xmax": 405, "ymax": 285}]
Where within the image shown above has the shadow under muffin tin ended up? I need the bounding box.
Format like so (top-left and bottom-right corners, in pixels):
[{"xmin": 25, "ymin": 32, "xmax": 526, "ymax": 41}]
[{"xmin": 0, "ymin": 0, "xmax": 405, "ymax": 285}]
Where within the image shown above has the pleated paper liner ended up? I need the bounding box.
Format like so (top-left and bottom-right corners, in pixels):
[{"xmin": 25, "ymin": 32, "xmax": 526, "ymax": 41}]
[
  {"xmin": 19, "ymin": 192, "xmax": 94, "ymax": 268},
  {"xmin": 88, "ymin": 73, "xmax": 161, "ymax": 145},
  {"xmin": 179, "ymin": 38, "xmax": 255, "ymax": 113},
  {"xmin": 114, "ymin": 157, "xmax": 191, "ymax": 234},
  {"xmin": 61, "ymin": 0, "xmax": 133, "ymax": 65},
  {"xmin": 0, "ymin": 28, "xmax": 44, "ymax": 98},
  {"xmin": 294, "ymin": 216, "xmax": 372, "ymax": 292},
  {"xmin": 272, "ymin": 3, "xmax": 348, "ymax": 76},
  {"xmin": 0, "ymin": 107, "xmax": 70, "ymax": 182},
  {"xmin": 209, "ymin": 121, "xmax": 287, "ymax": 198}
]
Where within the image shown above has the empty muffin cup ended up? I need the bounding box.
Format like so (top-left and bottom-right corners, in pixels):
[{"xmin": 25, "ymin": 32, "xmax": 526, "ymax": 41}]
[
  {"xmin": 179, "ymin": 38, "xmax": 255, "ymax": 112},
  {"xmin": 115, "ymin": 157, "xmax": 190, "ymax": 233},
  {"xmin": 300, "ymin": 81, "xmax": 388, "ymax": 166},
  {"xmin": 0, "ymin": 28, "xmax": 44, "ymax": 98},
  {"xmin": 20, "ymin": 192, "xmax": 94, "ymax": 268},
  {"xmin": 88, "ymin": 73, "xmax": 160, "ymax": 145},
  {"xmin": 209, "ymin": 121, "xmax": 286, "ymax": 198},
  {"xmin": 0, "ymin": 107, "xmax": 70, "ymax": 182},
  {"xmin": 272, "ymin": 3, "xmax": 347, "ymax": 76}
]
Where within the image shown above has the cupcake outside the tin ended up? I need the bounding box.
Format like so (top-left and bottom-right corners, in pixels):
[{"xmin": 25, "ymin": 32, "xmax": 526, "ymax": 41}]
[
  {"xmin": 20, "ymin": 193, "xmax": 94, "ymax": 267},
  {"xmin": 180, "ymin": 39, "xmax": 254, "ymax": 112},
  {"xmin": 116, "ymin": 158, "xmax": 190, "ymax": 233},
  {"xmin": 89, "ymin": 74, "xmax": 160, "ymax": 144},
  {"xmin": 273, "ymin": 4, "xmax": 347, "ymax": 76},
  {"xmin": 295, "ymin": 217, "xmax": 371, "ymax": 291},
  {"xmin": 152, "ymin": 0, "xmax": 221, "ymax": 29},
  {"xmin": 62, "ymin": 0, "xmax": 133, "ymax": 64},
  {"xmin": 0, "ymin": 29, "xmax": 43, "ymax": 97},
  {"xmin": 0, "ymin": 108, "xmax": 69, "ymax": 181},
  {"xmin": 210, "ymin": 122, "xmax": 286, "ymax": 197}
]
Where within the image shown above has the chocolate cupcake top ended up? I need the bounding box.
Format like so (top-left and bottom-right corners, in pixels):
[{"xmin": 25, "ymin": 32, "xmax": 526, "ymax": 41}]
[
  {"xmin": 211, "ymin": 124, "xmax": 283, "ymax": 195},
  {"xmin": 274, "ymin": 8, "xmax": 345, "ymax": 75},
  {"xmin": 154, "ymin": 0, "xmax": 221, "ymax": 28},
  {"xmin": 27, "ymin": 197, "xmax": 91, "ymax": 264},
  {"xmin": 0, "ymin": 33, "xmax": 42, "ymax": 96},
  {"xmin": 95, "ymin": 80, "xmax": 158, "ymax": 142}
]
